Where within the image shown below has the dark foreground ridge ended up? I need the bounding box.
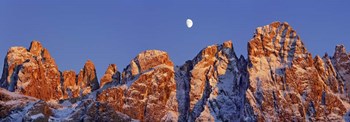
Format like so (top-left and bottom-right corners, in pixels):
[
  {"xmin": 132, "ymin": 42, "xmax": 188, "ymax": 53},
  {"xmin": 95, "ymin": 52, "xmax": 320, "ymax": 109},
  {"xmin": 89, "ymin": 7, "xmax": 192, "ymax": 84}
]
[{"xmin": 1, "ymin": 21, "xmax": 350, "ymax": 121}]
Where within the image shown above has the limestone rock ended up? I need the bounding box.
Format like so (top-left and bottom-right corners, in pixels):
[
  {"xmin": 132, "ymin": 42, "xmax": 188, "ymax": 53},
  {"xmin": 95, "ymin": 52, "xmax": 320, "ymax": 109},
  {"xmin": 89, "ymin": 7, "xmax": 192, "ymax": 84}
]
[
  {"xmin": 98, "ymin": 50, "xmax": 178, "ymax": 122},
  {"xmin": 175, "ymin": 41, "xmax": 253, "ymax": 121},
  {"xmin": 99, "ymin": 64, "xmax": 120, "ymax": 88},
  {"xmin": 1, "ymin": 22, "xmax": 350, "ymax": 121},
  {"xmin": 332, "ymin": 45, "xmax": 350, "ymax": 88},
  {"xmin": 121, "ymin": 50, "xmax": 173, "ymax": 83},
  {"xmin": 62, "ymin": 99, "xmax": 133, "ymax": 122},
  {"xmin": 0, "ymin": 41, "xmax": 63, "ymax": 101},
  {"xmin": 314, "ymin": 55, "xmax": 344, "ymax": 94},
  {"xmin": 0, "ymin": 88, "xmax": 52, "ymax": 122},
  {"xmin": 77, "ymin": 60, "xmax": 99, "ymax": 96},
  {"xmin": 61, "ymin": 70, "xmax": 79, "ymax": 99},
  {"xmin": 247, "ymin": 22, "xmax": 346, "ymax": 121}
]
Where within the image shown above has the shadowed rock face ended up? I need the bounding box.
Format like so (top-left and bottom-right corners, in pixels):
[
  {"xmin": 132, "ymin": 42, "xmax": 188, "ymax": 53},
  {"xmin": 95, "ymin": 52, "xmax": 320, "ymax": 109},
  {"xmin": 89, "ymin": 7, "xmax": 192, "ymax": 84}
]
[
  {"xmin": 174, "ymin": 41, "xmax": 253, "ymax": 121},
  {"xmin": 2, "ymin": 22, "xmax": 350, "ymax": 121},
  {"xmin": 332, "ymin": 45, "xmax": 350, "ymax": 100}
]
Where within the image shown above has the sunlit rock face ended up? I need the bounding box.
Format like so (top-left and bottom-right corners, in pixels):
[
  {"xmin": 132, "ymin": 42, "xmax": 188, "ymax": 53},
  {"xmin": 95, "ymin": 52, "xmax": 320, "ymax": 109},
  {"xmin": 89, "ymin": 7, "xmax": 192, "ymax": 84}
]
[
  {"xmin": 0, "ymin": 41, "xmax": 100, "ymax": 101},
  {"xmin": 247, "ymin": 22, "xmax": 347, "ymax": 121},
  {"xmin": 61, "ymin": 70, "xmax": 79, "ymax": 99},
  {"xmin": 0, "ymin": 41, "xmax": 63, "ymax": 101},
  {"xmin": 2, "ymin": 22, "xmax": 350, "ymax": 121},
  {"xmin": 61, "ymin": 61, "xmax": 100, "ymax": 99},
  {"xmin": 314, "ymin": 55, "xmax": 343, "ymax": 95},
  {"xmin": 76, "ymin": 60, "xmax": 100, "ymax": 96},
  {"xmin": 99, "ymin": 64, "xmax": 120, "ymax": 88},
  {"xmin": 98, "ymin": 50, "xmax": 179, "ymax": 122}
]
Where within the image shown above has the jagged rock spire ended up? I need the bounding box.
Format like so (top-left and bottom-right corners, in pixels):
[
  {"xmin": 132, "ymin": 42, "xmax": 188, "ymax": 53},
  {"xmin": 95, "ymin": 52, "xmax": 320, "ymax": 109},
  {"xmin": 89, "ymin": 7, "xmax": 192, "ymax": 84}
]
[
  {"xmin": 77, "ymin": 60, "xmax": 99, "ymax": 96},
  {"xmin": 100, "ymin": 64, "xmax": 120, "ymax": 88},
  {"xmin": 0, "ymin": 41, "xmax": 62, "ymax": 101},
  {"xmin": 1, "ymin": 23, "xmax": 350, "ymax": 121}
]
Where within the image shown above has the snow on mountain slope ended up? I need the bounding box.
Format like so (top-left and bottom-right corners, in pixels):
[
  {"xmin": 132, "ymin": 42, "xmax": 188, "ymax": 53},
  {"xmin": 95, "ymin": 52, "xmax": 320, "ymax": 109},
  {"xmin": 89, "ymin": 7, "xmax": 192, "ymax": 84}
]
[
  {"xmin": 175, "ymin": 41, "xmax": 256, "ymax": 121},
  {"xmin": 1, "ymin": 87, "xmax": 135, "ymax": 122},
  {"xmin": 1, "ymin": 22, "xmax": 350, "ymax": 121},
  {"xmin": 0, "ymin": 88, "xmax": 52, "ymax": 121}
]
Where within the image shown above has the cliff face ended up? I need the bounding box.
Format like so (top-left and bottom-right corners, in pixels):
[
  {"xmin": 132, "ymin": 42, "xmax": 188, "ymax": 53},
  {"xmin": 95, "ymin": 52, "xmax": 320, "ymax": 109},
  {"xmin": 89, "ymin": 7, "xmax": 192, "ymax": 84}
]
[
  {"xmin": 97, "ymin": 50, "xmax": 178, "ymax": 121},
  {"xmin": 60, "ymin": 60, "xmax": 100, "ymax": 99},
  {"xmin": 175, "ymin": 41, "xmax": 253, "ymax": 121},
  {"xmin": 0, "ymin": 41, "xmax": 63, "ymax": 101},
  {"xmin": 99, "ymin": 64, "xmax": 120, "ymax": 89},
  {"xmin": 332, "ymin": 45, "xmax": 350, "ymax": 101},
  {"xmin": 0, "ymin": 41, "xmax": 100, "ymax": 101},
  {"xmin": 247, "ymin": 22, "xmax": 346, "ymax": 121},
  {"xmin": 1, "ymin": 22, "xmax": 350, "ymax": 121},
  {"xmin": 76, "ymin": 60, "xmax": 100, "ymax": 96}
]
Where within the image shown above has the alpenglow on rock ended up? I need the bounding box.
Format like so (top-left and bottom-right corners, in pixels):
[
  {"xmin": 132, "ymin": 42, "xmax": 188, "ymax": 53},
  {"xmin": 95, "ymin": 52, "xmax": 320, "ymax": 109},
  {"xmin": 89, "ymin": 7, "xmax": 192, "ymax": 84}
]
[
  {"xmin": 247, "ymin": 22, "xmax": 347, "ymax": 121},
  {"xmin": 99, "ymin": 64, "xmax": 121, "ymax": 88},
  {"xmin": 0, "ymin": 41, "xmax": 63, "ymax": 101},
  {"xmin": 1, "ymin": 22, "xmax": 350, "ymax": 121},
  {"xmin": 76, "ymin": 60, "xmax": 100, "ymax": 96},
  {"xmin": 98, "ymin": 50, "xmax": 178, "ymax": 121},
  {"xmin": 0, "ymin": 41, "xmax": 100, "ymax": 101}
]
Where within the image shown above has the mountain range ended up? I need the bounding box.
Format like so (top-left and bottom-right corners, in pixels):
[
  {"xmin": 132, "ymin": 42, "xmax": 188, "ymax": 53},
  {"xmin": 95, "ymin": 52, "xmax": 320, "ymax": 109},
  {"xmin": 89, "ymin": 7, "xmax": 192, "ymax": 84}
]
[{"xmin": 1, "ymin": 21, "xmax": 350, "ymax": 122}]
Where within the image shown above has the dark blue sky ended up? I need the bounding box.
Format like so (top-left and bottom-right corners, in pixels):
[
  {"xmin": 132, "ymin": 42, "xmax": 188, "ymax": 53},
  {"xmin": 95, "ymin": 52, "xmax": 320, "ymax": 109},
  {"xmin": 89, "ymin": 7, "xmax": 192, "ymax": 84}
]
[{"xmin": 1, "ymin": 1, "xmax": 349, "ymax": 79}]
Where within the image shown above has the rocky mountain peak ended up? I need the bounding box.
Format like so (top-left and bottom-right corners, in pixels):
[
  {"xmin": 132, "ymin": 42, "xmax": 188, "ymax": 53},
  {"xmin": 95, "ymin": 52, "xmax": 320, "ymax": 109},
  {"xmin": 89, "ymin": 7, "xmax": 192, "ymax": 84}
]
[
  {"xmin": 2, "ymin": 22, "xmax": 350, "ymax": 121},
  {"xmin": 84, "ymin": 60, "xmax": 95, "ymax": 70},
  {"xmin": 174, "ymin": 40, "xmax": 250, "ymax": 121},
  {"xmin": 332, "ymin": 45, "xmax": 350, "ymax": 74},
  {"xmin": 122, "ymin": 50, "xmax": 173, "ymax": 83},
  {"xmin": 249, "ymin": 21, "xmax": 307, "ymax": 61},
  {"xmin": 334, "ymin": 44, "xmax": 349, "ymax": 62},
  {"xmin": 61, "ymin": 60, "xmax": 102, "ymax": 99},
  {"xmin": 100, "ymin": 64, "xmax": 120, "ymax": 88},
  {"xmin": 331, "ymin": 45, "xmax": 350, "ymax": 101},
  {"xmin": 134, "ymin": 50, "xmax": 173, "ymax": 72},
  {"xmin": 105, "ymin": 64, "xmax": 117, "ymax": 74},
  {"xmin": 314, "ymin": 55, "xmax": 323, "ymax": 65},
  {"xmin": 247, "ymin": 22, "xmax": 347, "ymax": 121},
  {"xmin": 248, "ymin": 21, "xmax": 310, "ymax": 83},
  {"xmin": 77, "ymin": 60, "xmax": 99, "ymax": 96},
  {"xmin": 335, "ymin": 44, "xmax": 347, "ymax": 55},
  {"xmin": 0, "ymin": 41, "xmax": 62, "ymax": 101},
  {"xmin": 98, "ymin": 49, "xmax": 178, "ymax": 121},
  {"xmin": 28, "ymin": 41, "xmax": 44, "ymax": 56}
]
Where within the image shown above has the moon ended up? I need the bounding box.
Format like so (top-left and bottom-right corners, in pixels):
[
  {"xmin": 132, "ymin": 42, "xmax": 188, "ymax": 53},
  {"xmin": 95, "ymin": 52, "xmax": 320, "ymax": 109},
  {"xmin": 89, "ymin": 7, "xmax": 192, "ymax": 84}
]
[{"xmin": 186, "ymin": 19, "xmax": 193, "ymax": 28}]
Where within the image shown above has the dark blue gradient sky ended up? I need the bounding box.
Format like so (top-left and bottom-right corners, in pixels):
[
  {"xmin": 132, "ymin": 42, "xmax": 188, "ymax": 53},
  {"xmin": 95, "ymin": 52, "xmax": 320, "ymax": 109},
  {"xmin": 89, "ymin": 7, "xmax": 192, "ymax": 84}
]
[{"xmin": 1, "ymin": 1, "xmax": 350, "ymax": 79}]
